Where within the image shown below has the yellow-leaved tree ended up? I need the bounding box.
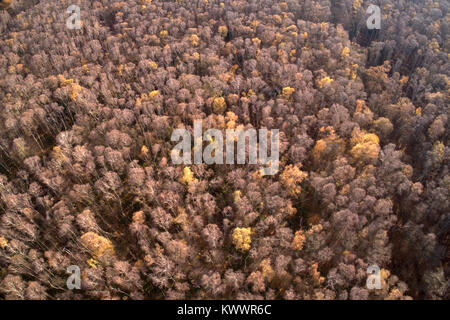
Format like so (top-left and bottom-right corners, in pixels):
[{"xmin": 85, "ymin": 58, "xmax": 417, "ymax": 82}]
[
  {"xmin": 280, "ymin": 164, "xmax": 308, "ymax": 196},
  {"xmin": 232, "ymin": 227, "xmax": 252, "ymax": 251},
  {"xmin": 80, "ymin": 232, "xmax": 115, "ymax": 258},
  {"xmin": 179, "ymin": 167, "xmax": 198, "ymax": 185},
  {"xmin": 213, "ymin": 97, "xmax": 227, "ymax": 114},
  {"xmin": 350, "ymin": 128, "xmax": 380, "ymax": 163}
]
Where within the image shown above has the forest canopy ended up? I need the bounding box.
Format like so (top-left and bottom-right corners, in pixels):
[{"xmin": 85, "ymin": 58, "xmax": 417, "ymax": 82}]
[{"xmin": 0, "ymin": 0, "xmax": 448, "ymax": 300}]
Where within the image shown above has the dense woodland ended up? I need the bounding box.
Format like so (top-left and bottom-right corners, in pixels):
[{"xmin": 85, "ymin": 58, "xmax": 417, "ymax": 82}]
[{"xmin": 0, "ymin": 0, "xmax": 448, "ymax": 299}]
